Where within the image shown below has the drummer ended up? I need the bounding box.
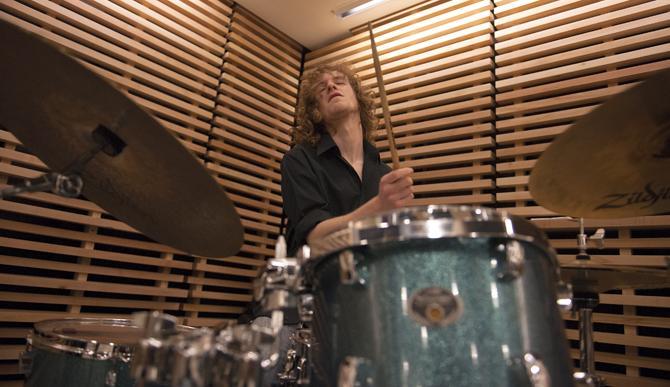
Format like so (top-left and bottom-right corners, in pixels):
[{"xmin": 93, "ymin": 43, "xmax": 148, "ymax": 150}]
[{"xmin": 281, "ymin": 62, "xmax": 414, "ymax": 255}]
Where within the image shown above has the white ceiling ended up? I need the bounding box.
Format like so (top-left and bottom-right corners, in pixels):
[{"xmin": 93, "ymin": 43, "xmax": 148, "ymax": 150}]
[{"xmin": 235, "ymin": 0, "xmax": 427, "ymax": 50}]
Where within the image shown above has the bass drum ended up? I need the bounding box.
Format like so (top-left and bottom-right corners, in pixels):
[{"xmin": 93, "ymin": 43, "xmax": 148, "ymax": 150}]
[{"xmin": 304, "ymin": 205, "xmax": 574, "ymax": 387}]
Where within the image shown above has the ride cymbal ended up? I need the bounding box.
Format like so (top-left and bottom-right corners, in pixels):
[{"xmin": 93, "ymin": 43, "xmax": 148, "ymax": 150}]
[
  {"xmin": 0, "ymin": 20, "xmax": 243, "ymax": 257},
  {"xmin": 529, "ymin": 68, "xmax": 670, "ymax": 218}
]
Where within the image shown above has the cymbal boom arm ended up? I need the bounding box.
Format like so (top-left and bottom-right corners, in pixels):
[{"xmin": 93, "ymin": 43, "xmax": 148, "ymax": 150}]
[{"xmin": 0, "ymin": 124, "xmax": 126, "ymax": 200}]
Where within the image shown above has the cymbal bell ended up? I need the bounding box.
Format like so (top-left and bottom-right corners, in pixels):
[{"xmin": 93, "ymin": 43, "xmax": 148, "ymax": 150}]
[
  {"xmin": 529, "ymin": 68, "xmax": 670, "ymax": 218},
  {"xmin": 0, "ymin": 20, "xmax": 243, "ymax": 257},
  {"xmin": 560, "ymin": 262, "xmax": 669, "ymax": 294}
]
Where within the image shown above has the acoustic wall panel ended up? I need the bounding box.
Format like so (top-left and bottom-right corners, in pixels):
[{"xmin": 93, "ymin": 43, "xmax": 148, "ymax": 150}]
[
  {"xmin": 494, "ymin": 0, "xmax": 670, "ymax": 385},
  {"xmin": 0, "ymin": 0, "xmax": 302, "ymax": 382}
]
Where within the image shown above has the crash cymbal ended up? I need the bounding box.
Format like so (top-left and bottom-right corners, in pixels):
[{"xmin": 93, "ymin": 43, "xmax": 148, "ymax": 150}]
[
  {"xmin": 0, "ymin": 20, "xmax": 243, "ymax": 257},
  {"xmin": 529, "ymin": 68, "xmax": 670, "ymax": 218},
  {"xmin": 560, "ymin": 262, "xmax": 669, "ymax": 294}
]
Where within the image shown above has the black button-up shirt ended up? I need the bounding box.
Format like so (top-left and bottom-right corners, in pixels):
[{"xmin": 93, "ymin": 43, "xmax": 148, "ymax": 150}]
[{"xmin": 281, "ymin": 133, "xmax": 391, "ymax": 255}]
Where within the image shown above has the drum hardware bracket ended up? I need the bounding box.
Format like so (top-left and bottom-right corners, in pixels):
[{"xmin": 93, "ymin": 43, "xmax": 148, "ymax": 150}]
[
  {"xmin": 18, "ymin": 341, "xmax": 33, "ymax": 377},
  {"xmin": 104, "ymin": 370, "xmax": 117, "ymax": 387},
  {"xmin": 556, "ymin": 282, "xmax": 573, "ymax": 312},
  {"xmin": 339, "ymin": 250, "xmax": 367, "ymax": 285},
  {"xmin": 577, "ymin": 218, "xmax": 606, "ymax": 260},
  {"xmin": 0, "ymin": 171, "xmax": 83, "ymax": 199},
  {"xmin": 493, "ymin": 241, "xmax": 525, "ymax": 281},
  {"xmin": 279, "ymin": 327, "xmax": 312, "ymax": 386},
  {"xmin": 298, "ymin": 293, "xmax": 314, "ymax": 323},
  {"xmin": 0, "ymin": 124, "xmax": 127, "ymax": 200}
]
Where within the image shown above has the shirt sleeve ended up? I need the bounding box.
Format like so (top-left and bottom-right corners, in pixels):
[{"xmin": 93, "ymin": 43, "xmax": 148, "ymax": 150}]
[{"xmin": 281, "ymin": 151, "xmax": 333, "ymax": 254}]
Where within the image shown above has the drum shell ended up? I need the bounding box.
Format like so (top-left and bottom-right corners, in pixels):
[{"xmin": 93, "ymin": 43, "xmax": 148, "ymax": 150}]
[
  {"xmin": 25, "ymin": 347, "xmax": 134, "ymax": 387},
  {"xmin": 23, "ymin": 318, "xmax": 138, "ymax": 387},
  {"xmin": 308, "ymin": 236, "xmax": 574, "ymax": 387}
]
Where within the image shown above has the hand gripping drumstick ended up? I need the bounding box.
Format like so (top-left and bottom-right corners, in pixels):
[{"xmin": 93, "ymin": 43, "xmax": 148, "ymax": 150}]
[{"xmin": 368, "ymin": 22, "xmax": 400, "ymax": 170}]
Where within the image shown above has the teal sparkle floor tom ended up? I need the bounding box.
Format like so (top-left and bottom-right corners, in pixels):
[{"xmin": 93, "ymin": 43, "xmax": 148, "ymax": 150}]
[{"xmin": 22, "ymin": 318, "xmax": 143, "ymax": 387}]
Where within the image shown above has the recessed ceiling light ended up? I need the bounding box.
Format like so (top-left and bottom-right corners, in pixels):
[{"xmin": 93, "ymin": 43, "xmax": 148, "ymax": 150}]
[{"xmin": 333, "ymin": 0, "xmax": 388, "ymax": 19}]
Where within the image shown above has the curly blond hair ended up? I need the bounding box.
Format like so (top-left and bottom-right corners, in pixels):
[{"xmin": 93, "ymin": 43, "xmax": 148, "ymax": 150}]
[{"xmin": 294, "ymin": 63, "xmax": 377, "ymax": 146}]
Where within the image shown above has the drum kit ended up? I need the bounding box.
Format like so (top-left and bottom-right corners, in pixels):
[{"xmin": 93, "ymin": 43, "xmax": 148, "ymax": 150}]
[{"xmin": 1, "ymin": 18, "xmax": 669, "ymax": 387}]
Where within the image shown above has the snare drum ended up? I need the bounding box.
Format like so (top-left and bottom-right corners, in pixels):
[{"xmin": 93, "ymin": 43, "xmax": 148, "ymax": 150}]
[
  {"xmin": 304, "ymin": 205, "xmax": 574, "ymax": 387},
  {"xmin": 22, "ymin": 318, "xmax": 142, "ymax": 387}
]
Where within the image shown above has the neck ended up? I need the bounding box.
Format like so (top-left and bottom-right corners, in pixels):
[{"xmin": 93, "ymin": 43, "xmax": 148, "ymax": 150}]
[{"xmin": 327, "ymin": 114, "xmax": 364, "ymax": 163}]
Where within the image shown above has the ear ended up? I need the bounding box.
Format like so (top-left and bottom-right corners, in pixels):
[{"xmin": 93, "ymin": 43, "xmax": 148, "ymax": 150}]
[{"xmin": 312, "ymin": 109, "xmax": 323, "ymax": 124}]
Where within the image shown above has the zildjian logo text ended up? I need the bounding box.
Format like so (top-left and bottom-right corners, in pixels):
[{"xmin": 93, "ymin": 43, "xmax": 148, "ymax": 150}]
[{"xmin": 595, "ymin": 183, "xmax": 670, "ymax": 211}]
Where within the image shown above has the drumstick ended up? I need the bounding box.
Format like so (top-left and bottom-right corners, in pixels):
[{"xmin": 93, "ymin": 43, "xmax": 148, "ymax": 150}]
[{"xmin": 368, "ymin": 22, "xmax": 400, "ymax": 170}]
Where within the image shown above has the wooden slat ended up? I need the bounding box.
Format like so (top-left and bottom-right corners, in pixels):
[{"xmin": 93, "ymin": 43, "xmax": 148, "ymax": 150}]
[
  {"xmin": 0, "ymin": 291, "xmax": 180, "ymax": 311},
  {"xmin": 0, "ymin": 255, "xmax": 183, "ymax": 283},
  {"xmin": 0, "ymin": 5, "xmax": 216, "ymax": 103},
  {"xmin": 495, "ymin": 0, "xmax": 653, "ymax": 44},
  {"xmin": 495, "ymin": 0, "xmax": 669, "ymax": 54},
  {"xmin": 568, "ymin": 348, "xmax": 670, "ymax": 371},
  {"xmin": 0, "ymin": 273, "xmax": 187, "ymax": 298},
  {"xmin": 29, "ymin": 0, "xmax": 220, "ymax": 89},
  {"xmin": 497, "ymin": 27, "xmax": 670, "ymax": 79},
  {"xmin": 101, "ymin": 0, "xmax": 224, "ymax": 61},
  {"xmin": 497, "ymin": 43, "xmax": 670, "ymax": 91}
]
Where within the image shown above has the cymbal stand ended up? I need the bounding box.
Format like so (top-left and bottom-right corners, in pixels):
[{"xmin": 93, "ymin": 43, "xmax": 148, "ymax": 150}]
[
  {"xmin": 0, "ymin": 124, "xmax": 126, "ymax": 200},
  {"xmin": 573, "ymin": 218, "xmax": 607, "ymax": 386},
  {"xmin": 573, "ymin": 293, "xmax": 607, "ymax": 387}
]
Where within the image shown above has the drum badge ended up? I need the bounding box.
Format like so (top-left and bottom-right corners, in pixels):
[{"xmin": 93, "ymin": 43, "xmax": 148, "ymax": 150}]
[{"xmin": 408, "ymin": 287, "xmax": 463, "ymax": 327}]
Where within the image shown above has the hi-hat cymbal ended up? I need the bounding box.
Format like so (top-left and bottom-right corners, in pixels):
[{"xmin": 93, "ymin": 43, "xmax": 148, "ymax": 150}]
[
  {"xmin": 529, "ymin": 68, "xmax": 670, "ymax": 218},
  {"xmin": 0, "ymin": 20, "xmax": 243, "ymax": 257},
  {"xmin": 561, "ymin": 262, "xmax": 669, "ymax": 294}
]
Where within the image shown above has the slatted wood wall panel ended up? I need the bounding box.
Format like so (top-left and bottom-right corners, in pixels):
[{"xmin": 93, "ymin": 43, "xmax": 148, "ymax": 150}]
[
  {"xmin": 306, "ymin": 0, "xmax": 496, "ymax": 207},
  {"xmin": 0, "ymin": 1, "xmax": 301, "ymax": 383},
  {"xmin": 494, "ymin": 0, "xmax": 670, "ymax": 385},
  {"xmin": 202, "ymin": 5, "xmax": 302, "ymax": 326},
  {"xmin": 306, "ymin": 0, "xmax": 669, "ymax": 385}
]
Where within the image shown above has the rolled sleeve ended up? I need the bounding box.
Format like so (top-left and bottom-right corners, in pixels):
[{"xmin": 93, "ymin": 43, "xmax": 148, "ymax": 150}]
[{"xmin": 281, "ymin": 151, "xmax": 332, "ymax": 255}]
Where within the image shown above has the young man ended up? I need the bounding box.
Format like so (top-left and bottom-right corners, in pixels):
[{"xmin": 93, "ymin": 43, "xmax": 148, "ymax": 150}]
[{"xmin": 281, "ymin": 63, "xmax": 414, "ymax": 255}]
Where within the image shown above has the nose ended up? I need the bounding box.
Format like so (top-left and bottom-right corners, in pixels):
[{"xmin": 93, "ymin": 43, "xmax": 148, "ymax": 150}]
[{"xmin": 325, "ymin": 78, "xmax": 338, "ymax": 91}]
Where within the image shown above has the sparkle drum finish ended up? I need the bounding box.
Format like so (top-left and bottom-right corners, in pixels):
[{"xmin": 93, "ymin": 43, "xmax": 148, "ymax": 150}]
[
  {"xmin": 304, "ymin": 206, "xmax": 574, "ymax": 387},
  {"xmin": 22, "ymin": 318, "xmax": 141, "ymax": 387}
]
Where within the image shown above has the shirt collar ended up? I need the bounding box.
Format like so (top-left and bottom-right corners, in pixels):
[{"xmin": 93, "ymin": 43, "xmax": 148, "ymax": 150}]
[
  {"xmin": 316, "ymin": 132, "xmax": 380, "ymax": 159},
  {"xmin": 316, "ymin": 132, "xmax": 338, "ymax": 156}
]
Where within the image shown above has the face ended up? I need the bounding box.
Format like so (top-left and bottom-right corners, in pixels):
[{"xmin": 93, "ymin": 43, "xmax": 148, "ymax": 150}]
[{"xmin": 314, "ymin": 71, "xmax": 359, "ymax": 125}]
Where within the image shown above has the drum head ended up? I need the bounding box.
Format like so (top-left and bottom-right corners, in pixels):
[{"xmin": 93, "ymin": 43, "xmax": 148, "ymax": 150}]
[
  {"xmin": 31, "ymin": 318, "xmax": 139, "ymax": 359},
  {"xmin": 35, "ymin": 318, "xmax": 140, "ymax": 345},
  {"xmin": 308, "ymin": 205, "xmax": 550, "ymax": 259}
]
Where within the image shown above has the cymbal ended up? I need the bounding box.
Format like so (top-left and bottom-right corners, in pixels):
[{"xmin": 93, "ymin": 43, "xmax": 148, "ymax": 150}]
[
  {"xmin": 0, "ymin": 20, "xmax": 243, "ymax": 257},
  {"xmin": 560, "ymin": 262, "xmax": 669, "ymax": 294},
  {"xmin": 529, "ymin": 68, "xmax": 670, "ymax": 218}
]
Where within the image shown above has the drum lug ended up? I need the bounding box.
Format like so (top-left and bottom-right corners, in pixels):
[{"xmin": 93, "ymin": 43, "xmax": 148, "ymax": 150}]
[
  {"xmin": 339, "ymin": 250, "xmax": 366, "ymax": 285},
  {"xmin": 18, "ymin": 340, "xmax": 33, "ymax": 377},
  {"xmin": 298, "ymin": 293, "xmax": 314, "ymax": 322},
  {"xmin": 105, "ymin": 370, "xmax": 117, "ymax": 387},
  {"xmin": 494, "ymin": 241, "xmax": 525, "ymax": 281},
  {"xmin": 511, "ymin": 353, "xmax": 550, "ymax": 387},
  {"xmin": 556, "ymin": 281, "xmax": 573, "ymax": 312},
  {"xmin": 338, "ymin": 356, "xmax": 373, "ymax": 387},
  {"xmin": 279, "ymin": 328, "xmax": 312, "ymax": 386},
  {"xmin": 254, "ymin": 256, "xmax": 302, "ymax": 311}
]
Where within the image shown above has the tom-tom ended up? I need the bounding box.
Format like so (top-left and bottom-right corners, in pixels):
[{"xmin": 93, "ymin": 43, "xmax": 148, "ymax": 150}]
[
  {"xmin": 304, "ymin": 205, "xmax": 574, "ymax": 387},
  {"xmin": 22, "ymin": 318, "xmax": 151, "ymax": 387}
]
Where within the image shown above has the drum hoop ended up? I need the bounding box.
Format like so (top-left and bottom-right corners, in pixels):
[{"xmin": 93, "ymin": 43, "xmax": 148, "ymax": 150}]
[
  {"xmin": 30, "ymin": 318, "xmax": 137, "ymax": 361},
  {"xmin": 307, "ymin": 205, "xmax": 553, "ymax": 260}
]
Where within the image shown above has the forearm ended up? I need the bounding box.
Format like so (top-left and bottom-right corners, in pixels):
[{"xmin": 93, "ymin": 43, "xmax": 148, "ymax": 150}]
[{"xmin": 306, "ymin": 196, "xmax": 382, "ymax": 244}]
